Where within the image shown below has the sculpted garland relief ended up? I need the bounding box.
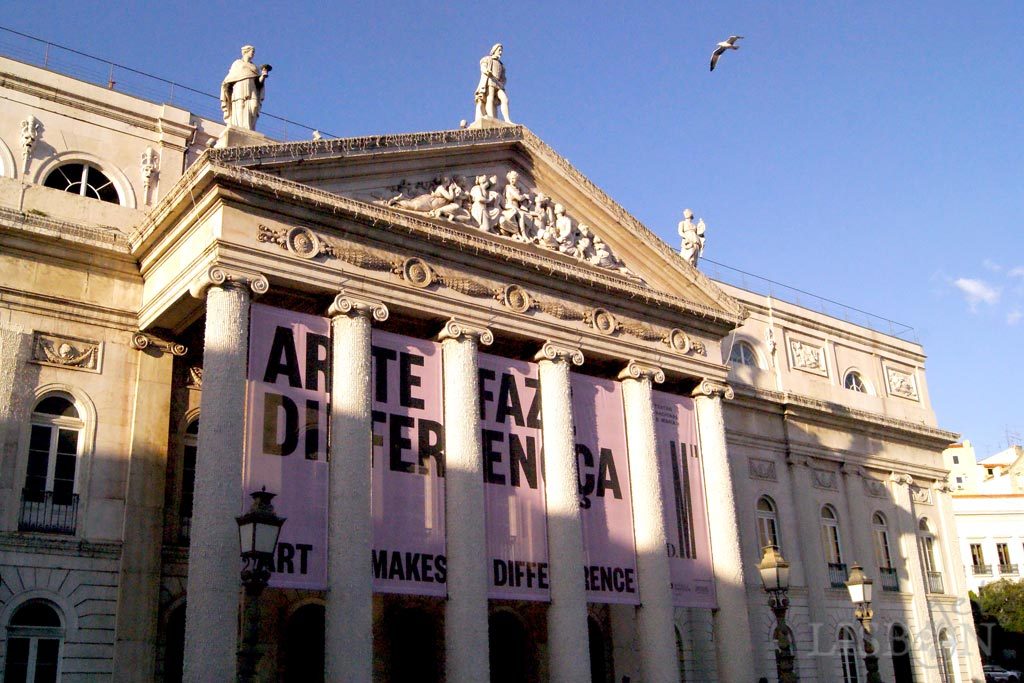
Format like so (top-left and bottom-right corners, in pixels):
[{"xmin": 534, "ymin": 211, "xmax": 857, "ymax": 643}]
[{"xmin": 375, "ymin": 173, "xmax": 636, "ymax": 279}]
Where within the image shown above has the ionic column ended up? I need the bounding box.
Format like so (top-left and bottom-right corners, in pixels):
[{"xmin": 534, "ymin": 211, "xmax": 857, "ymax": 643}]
[
  {"xmin": 439, "ymin": 318, "xmax": 494, "ymax": 683},
  {"xmin": 113, "ymin": 334, "xmax": 186, "ymax": 682},
  {"xmin": 183, "ymin": 266, "xmax": 268, "ymax": 683},
  {"xmin": 325, "ymin": 292, "xmax": 389, "ymax": 683},
  {"xmin": 619, "ymin": 360, "xmax": 679, "ymax": 683},
  {"xmin": 535, "ymin": 341, "xmax": 591, "ymax": 683},
  {"xmin": 691, "ymin": 379, "xmax": 755, "ymax": 682}
]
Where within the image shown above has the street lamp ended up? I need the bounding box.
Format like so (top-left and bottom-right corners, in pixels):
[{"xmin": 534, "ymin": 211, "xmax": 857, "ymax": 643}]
[
  {"xmin": 845, "ymin": 563, "xmax": 882, "ymax": 683},
  {"xmin": 757, "ymin": 545, "xmax": 798, "ymax": 682},
  {"xmin": 236, "ymin": 487, "xmax": 286, "ymax": 683}
]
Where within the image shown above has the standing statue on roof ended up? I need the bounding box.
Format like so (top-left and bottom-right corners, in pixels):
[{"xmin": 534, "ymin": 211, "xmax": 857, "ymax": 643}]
[
  {"xmin": 221, "ymin": 45, "xmax": 272, "ymax": 130},
  {"xmin": 678, "ymin": 208, "xmax": 706, "ymax": 267},
  {"xmin": 474, "ymin": 43, "xmax": 511, "ymax": 125}
]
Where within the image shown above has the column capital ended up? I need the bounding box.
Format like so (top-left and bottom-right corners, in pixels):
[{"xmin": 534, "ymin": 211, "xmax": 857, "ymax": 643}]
[
  {"xmin": 129, "ymin": 332, "xmax": 187, "ymax": 357},
  {"xmin": 889, "ymin": 472, "xmax": 914, "ymax": 487},
  {"xmin": 617, "ymin": 359, "xmax": 665, "ymax": 384},
  {"xmin": 691, "ymin": 378, "xmax": 734, "ymax": 400},
  {"xmin": 534, "ymin": 341, "xmax": 584, "ymax": 366},
  {"xmin": 932, "ymin": 480, "xmax": 953, "ymax": 494},
  {"xmin": 437, "ymin": 317, "xmax": 493, "ymax": 346},
  {"xmin": 328, "ymin": 291, "xmax": 389, "ymax": 322},
  {"xmin": 188, "ymin": 264, "xmax": 269, "ymax": 299}
]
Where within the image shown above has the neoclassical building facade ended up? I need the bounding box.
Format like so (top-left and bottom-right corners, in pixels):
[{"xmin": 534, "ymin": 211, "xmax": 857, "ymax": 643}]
[{"xmin": 0, "ymin": 53, "xmax": 984, "ymax": 683}]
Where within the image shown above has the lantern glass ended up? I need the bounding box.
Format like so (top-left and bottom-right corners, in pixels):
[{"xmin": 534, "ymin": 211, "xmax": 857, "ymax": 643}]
[
  {"xmin": 758, "ymin": 546, "xmax": 790, "ymax": 592},
  {"xmin": 845, "ymin": 564, "xmax": 873, "ymax": 605},
  {"xmin": 238, "ymin": 521, "xmax": 255, "ymax": 555},
  {"xmin": 254, "ymin": 519, "xmax": 282, "ymax": 556}
]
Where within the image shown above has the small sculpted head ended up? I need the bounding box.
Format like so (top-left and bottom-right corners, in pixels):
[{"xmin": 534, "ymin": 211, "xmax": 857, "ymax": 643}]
[
  {"xmin": 506, "ymin": 170, "xmax": 519, "ymax": 184},
  {"xmin": 491, "ymin": 43, "xmax": 503, "ymax": 58},
  {"xmin": 683, "ymin": 208, "xmax": 694, "ymax": 220},
  {"xmin": 554, "ymin": 203, "xmax": 565, "ymax": 215},
  {"xmin": 242, "ymin": 45, "xmax": 255, "ymax": 61}
]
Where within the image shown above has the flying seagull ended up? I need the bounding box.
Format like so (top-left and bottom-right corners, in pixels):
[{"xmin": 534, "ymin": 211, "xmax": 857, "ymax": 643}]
[{"xmin": 710, "ymin": 35, "xmax": 744, "ymax": 71}]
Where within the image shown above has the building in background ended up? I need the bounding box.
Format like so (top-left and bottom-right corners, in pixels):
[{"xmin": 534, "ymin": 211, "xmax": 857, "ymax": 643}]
[{"xmin": 0, "ymin": 43, "xmax": 984, "ymax": 683}]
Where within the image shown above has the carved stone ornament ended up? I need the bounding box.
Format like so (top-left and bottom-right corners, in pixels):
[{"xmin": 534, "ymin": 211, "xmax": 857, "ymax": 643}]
[
  {"xmin": 189, "ymin": 265, "xmax": 269, "ymax": 299},
  {"xmin": 591, "ymin": 308, "xmax": 617, "ymax": 335},
  {"xmin": 665, "ymin": 328, "xmax": 691, "ymax": 353},
  {"xmin": 748, "ymin": 458, "xmax": 777, "ymax": 482},
  {"xmin": 32, "ymin": 332, "xmax": 101, "ymax": 372},
  {"xmin": 618, "ymin": 360, "xmax": 666, "ymax": 384},
  {"xmin": 187, "ymin": 366, "xmax": 203, "ymax": 389},
  {"xmin": 402, "ymin": 257, "xmax": 435, "ymax": 289},
  {"xmin": 692, "ymin": 379, "xmax": 734, "ymax": 400},
  {"xmin": 130, "ymin": 332, "xmax": 187, "ymax": 356},
  {"xmin": 690, "ymin": 339, "xmax": 707, "ymax": 356},
  {"xmin": 20, "ymin": 115, "xmax": 40, "ymax": 173},
  {"xmin": 328, "ymin": 292, "xmax": 389, "ymax": 322},
  {"xmin": 535, "ymin": 341, "xmax": 584, "ymax": 366},
  {"xmin": 863, "ymin": 477, "xmax": 888, "ymax": 499},
  {"xmin": 788, "ymin": 338, "xmax": 828, "ymax": 377},
  {"xmin": 812, "ymin": 468, "xmax": 838, "ymax": 490},
  {"xmin": 502, "ymin": 284, "xmax": 532, "ymax": 313},
  {"xmin": 258, "ymin": 224, "xmax": 340, "ymax": 261},
  {"xmin": 884, "ymin": 365, "xmax": 919, "ymax": 401},
  {"xmin": 438, "ymin": 318, "xmax": 495, "ymax": 346},
  {"xmin": 371, "ymin": 174, "xmax": 637, "ymax": 280},
  {"xmin": 932, "ymin": 480, "xmax": 953, "ymax": 494},
  {"xmin": 910, "ymin": 484, "xmax": 932, "ymax": 505},
  {"xmin": 140, "ymin": 147, "xmax": 159, "ymax": 205},
  {"xmin": 889, "ymin": 472, "xmax": 914, "ymax": 487}
]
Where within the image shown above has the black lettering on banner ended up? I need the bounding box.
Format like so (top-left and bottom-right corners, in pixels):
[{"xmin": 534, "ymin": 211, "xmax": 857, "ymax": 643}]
[
  {"xmin": 434, "ymin": 554, "xmax": 447, "ymax": 583},
  {"xmin": 305, "ymin": 399, "xmax": 321, "ymax": 460},
  {"xmin": 371, "ymin": 549, "xmax": 447, "ymax": 583},
  {"xmin": 296, "ymin": 543, "xmax": 312, "ymax": 574},
  {"xmin": 478, "ymin": 368, "xmax": 496, "ymax": 419},
  {"xmin": 492, "ymin": 559, "xmax": 550, "ymax": 589},
  {"xmin": 482, "ymin": 429, "xmax": 505, "ymax": 484},
  {"xmin": 389, "ymin": 552, "xmax": 406, "ymax": 580},
  {"xmin": 418, "ymin": 419, "xmax": 445, "ymax": 476},
  {"xmin": 263, "ymin": 326, "xmax": 302, "ymax": 387},
  {"xmin": 583, "ymin": 565, "xmax": 636, "ymax": 593},
  {"xmin": 371, "ymin": 346, "xmax": 397, "ymax": 403},
  {"xmin": 596, "ymin": 448, "xmax": 622, "ymax": 499},
  {"xmin": 404, "ymin": 553, "xmax": 422, "ymax": 581},
  {"xmin": 277, "ymin": 542, "xmax": 296, "ymax": 574},
  {"xmin": 263, "ymin": 392, "xmax": 299, "ymax": 456},
  {"xmin": 577, "ymin": 444, "xmax": 595, "ymax": 508},
  {"xmin": 305, "ymin": 332, "xmax": 330, "ymax": 391},
  {"xmin": 496, "ymin": 372, "xmax": 525, "ymax": 426},
  {"xmin": 372, "ymin": 548, "xmax": 388, "ymax": 579},
  {"xmin": 399, "ymin": 352, "xmax": 425, "ymax": 409},
  {"xmin": 389, "ymin": 414, "xmax": 416, "ymax": 473},
  {"xmin": 525, "ymin": 377, "xmax": 541, "ymax": 428},
  {"xmin": 508, "ymin": 434, "xmax": 538, "ymax": 489}
]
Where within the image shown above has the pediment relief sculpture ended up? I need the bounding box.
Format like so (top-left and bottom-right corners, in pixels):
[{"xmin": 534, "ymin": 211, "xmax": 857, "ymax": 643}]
[{"xmin": 372, "ymin": 172, "xmax": 638, "ymax": 280}]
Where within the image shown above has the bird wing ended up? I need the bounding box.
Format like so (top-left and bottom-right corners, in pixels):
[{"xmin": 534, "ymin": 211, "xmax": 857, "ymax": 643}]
[
  {"xmin": 727, "ymin": 35, "xmax": 744, "ymax": 44},
  {"xmin": 709, "ymin": 47, "xmax": 725, "ymax": 71}
]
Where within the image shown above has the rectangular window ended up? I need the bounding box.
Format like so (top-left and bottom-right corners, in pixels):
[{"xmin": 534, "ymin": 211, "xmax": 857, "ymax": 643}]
[
  {"xmin": 952, "ymin": 455, "xmax": 959, "ymax": 464},
  {"xmin": 997, "ymin": 543, "xmax": 1011, "ymax": 566},
  {"xmin": 970, "ymin": 543, "xmax": 985, "ymax": 567},
  {"xmin": 874, "ymin": 529, "xmax": 893, "ymax": 568}
]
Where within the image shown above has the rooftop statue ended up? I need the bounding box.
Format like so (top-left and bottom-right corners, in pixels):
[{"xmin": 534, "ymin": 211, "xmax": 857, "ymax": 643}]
[
  {"xmin": 678, "ymin": 208, "xmax": 706, "ymax": 268},
  {"xmin": 474, "ymin": 43, "xmax": 511, "ymax": 125},
  {"xmin": 221, "ymin": 45, "xmax": 271, "ymax": 130}
]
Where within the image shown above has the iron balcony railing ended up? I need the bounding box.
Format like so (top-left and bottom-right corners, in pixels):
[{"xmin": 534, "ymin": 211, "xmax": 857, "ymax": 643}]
[
  {"xmin": 879, "ymin": 566, "xmax": 900, "ymax": 592},
  {"xmin": 19, "ymin": 489, "xmax": 78, "ymax": 534},
  {"xmin": 927, "ymin": 571, "xmax": 944, "ymax": 594},
  {"xmin": 973, "ymin": 564, "xmax": 992, "ymax": 575},
  {"xmin": 999, "ymin": 563, "xmax": 1018, "ymax": 575},
  {"xmin": 827, "ymin": 562, "xmax": 848, "ymax": 589}
]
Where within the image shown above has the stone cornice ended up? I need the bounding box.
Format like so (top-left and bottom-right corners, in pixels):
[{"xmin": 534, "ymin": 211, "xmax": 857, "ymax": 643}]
[
  {"xmin": 188, "ymin": 264, "xmax": 269, "ymax": 300},
  {"xmin": 129, "ymin": 332, "xmax": 187, "ymax": 356},
  {"xmin": 692, "ymin": 378, "xmax": 734, "ymax": 400},
  {"xmin": 731, "ymin": 384, "xmax": 958, "ymax": 447},
  {"xmin": 535, "ymin": 341, "xmax": 584, "ymax": 366},
  {"xmin": 327, "ymin": 291, "xmax": 389, "ymax": 322},
  {"xmin": 618, "ymin": 360, "xmax": 666, "ymax": 384},
  {"xmin": 437, "ymin": 317, "xmax": 494, "ymax": 346},
  {"xmin": 0, "ymin": 532, "xmax": 122, "ymax": 559},
  {"xmin": 0, "ymin": 205, "xmax": 130, "ymax": 253}
]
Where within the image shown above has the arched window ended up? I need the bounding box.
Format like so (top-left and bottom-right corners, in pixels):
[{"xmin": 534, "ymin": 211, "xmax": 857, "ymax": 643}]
[
  {"xmin": 821, "ymin": 505, "xmax": 846, "ymax": 587},
  {"xmin": 4, "ymin": 600, "xmax": 63, "ymax": 683},
  {"xmin": 587, "ymin": 616, "xmax": 610, "ymax": 683},
  {"xmin": 489, "ymin": 610, "xmax": 534, "ymax": 683},
  {"xmin": 937, "ymin": 629, "xmax": 955, "ymax": 683},
  {"xmin": 890, "ymin": 623, "xmax": 914, "ymax": 683},
  {"xmin": 838, "ymin": 626, "xmax": 860, "ymax": 683},
  {"xmin": 43, "ymin": 162, "xmax": 120, "ymax": 204},
  {"xmin": 283, "ymin": 603, "xmax": 325, "ymax": 683},
  {"xmin": 21, "ymin": 393, "xmax": 83, "ymax": 534},
  {"xmin": 844, "ymin": 370, "xmax": 867, "ymax": 393},
  {"xmin": 729, "ymin": 341, "xmax": 759, "ymax": 369},
  {"xmin": 918, "ymin": 518, "xmax": 944, "ymax": 594},
  {"xmin": 179, "ymin": 418, "xmax": 199, "ymax": 542},
  {"xmin": 756, "ymin": 495, "xmax": 781, "ymax": 553},
  {"xmin": 873, "ymin": 512, "xmax": 898, "ymax": 591}
]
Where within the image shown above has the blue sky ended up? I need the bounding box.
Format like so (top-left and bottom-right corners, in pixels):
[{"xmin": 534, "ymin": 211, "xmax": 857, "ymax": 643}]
[{"xmin": 4, "ymin": 1, "xmax": 1022, "ymax": 455}]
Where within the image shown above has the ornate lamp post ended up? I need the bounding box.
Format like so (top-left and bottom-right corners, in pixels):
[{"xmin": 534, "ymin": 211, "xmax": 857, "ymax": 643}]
[
  {"xmin": 236, "ymin": 487, "xmax": 285, "ymax": 683},
  {"xmin": 845, "ymin": 563, "xmax": 882, "ymax": 683},
  {"xmin": 757, "ymin": 546, "xmax": 798, "ymax": 682}
]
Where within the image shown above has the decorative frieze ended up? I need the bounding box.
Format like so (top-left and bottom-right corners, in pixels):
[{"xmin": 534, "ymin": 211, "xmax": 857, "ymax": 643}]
[
  {"xmin": 32, "ymin": 332, "xmax": 102, "ymax": 372},
  {"xmin": 862, "ymin": 477, "xmax": 888, "ymax": 499},
  {"xmin": 748, "ymin": 458, "xmax": 777, "ymax": 482},
  {"xmin": 883, "ymin": 363, "xmax": 920, "ymax": 401},
  {"xmin": 811, "ymin": 468, "xmax": 838, "ymax": 491},
  {"xmin": 910, "ymin": 484, "xmax": 932, "ymax": 505},
  {"xmin": 787, "ymin": 337, "xmax": 828, "ymax": 377}
]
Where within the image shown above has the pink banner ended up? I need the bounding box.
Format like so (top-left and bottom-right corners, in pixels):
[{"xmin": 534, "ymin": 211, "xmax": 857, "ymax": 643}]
[
  {"xmin": 479, "ymin": 353, "xmax": 549, "ymax": 601},
  {"xmin": 571, "ymin": 373, "xmax": 639, "ymax": 605},
  {"xmin": 245, "ymin": 303, "xmax": 330, "ymax": 589},
  {"xmin": 653, "ymin": 391, "xmax": 716, "ymax": 608},
  {"xmin": 370, "ymin": 330, "xmax": 447, "ymax": 596}
]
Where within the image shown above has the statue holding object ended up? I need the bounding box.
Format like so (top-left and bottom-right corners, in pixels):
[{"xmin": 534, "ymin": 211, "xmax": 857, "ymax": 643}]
[
  {"xmin": 474, "ymin": 43, "xmax": 511, "ymax": 125},
  {"xmin": 221, "ymin": 45, "xmax": 271, "ymax": 130}
]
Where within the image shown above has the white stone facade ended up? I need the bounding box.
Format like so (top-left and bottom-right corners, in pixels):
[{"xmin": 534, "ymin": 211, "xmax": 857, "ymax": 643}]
[{"xmin": 0, "ymin": 53, "xmax": 984, "ymax": 683}]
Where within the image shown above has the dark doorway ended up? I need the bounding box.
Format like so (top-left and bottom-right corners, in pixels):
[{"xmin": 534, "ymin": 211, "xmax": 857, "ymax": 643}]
[
  {"xmin": 385, "ymin": 606, "xmax": 441, "ymax": 683},
  {"xmin": 588, "ymin": 616, "xmax": 611, "ymax": 683},
  {"xmin": 891, "ymin": 623, "xmax": 914, "ymax": 683},
  {"xmin": 284, "ymin": 603, "xmax": 325, "ymax": 683},
  {"xmin": 164, "ymin": 604, "xmax": 185, "ymax": 683},
  {"xmin": 489, "ymin": 610, "xmax": 530, "ymax": 683}
]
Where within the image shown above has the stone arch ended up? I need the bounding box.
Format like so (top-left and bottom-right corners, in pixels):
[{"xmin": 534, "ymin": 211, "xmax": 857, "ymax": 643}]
[{"xmin": 31, "ymin": 150, "xmax": 137, "ymax": 208}]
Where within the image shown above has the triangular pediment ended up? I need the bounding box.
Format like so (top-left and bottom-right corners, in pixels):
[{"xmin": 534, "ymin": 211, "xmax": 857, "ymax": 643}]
[{"xmin": 207, "ymin": 126, "xmax": 744, "ymax": 322}]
